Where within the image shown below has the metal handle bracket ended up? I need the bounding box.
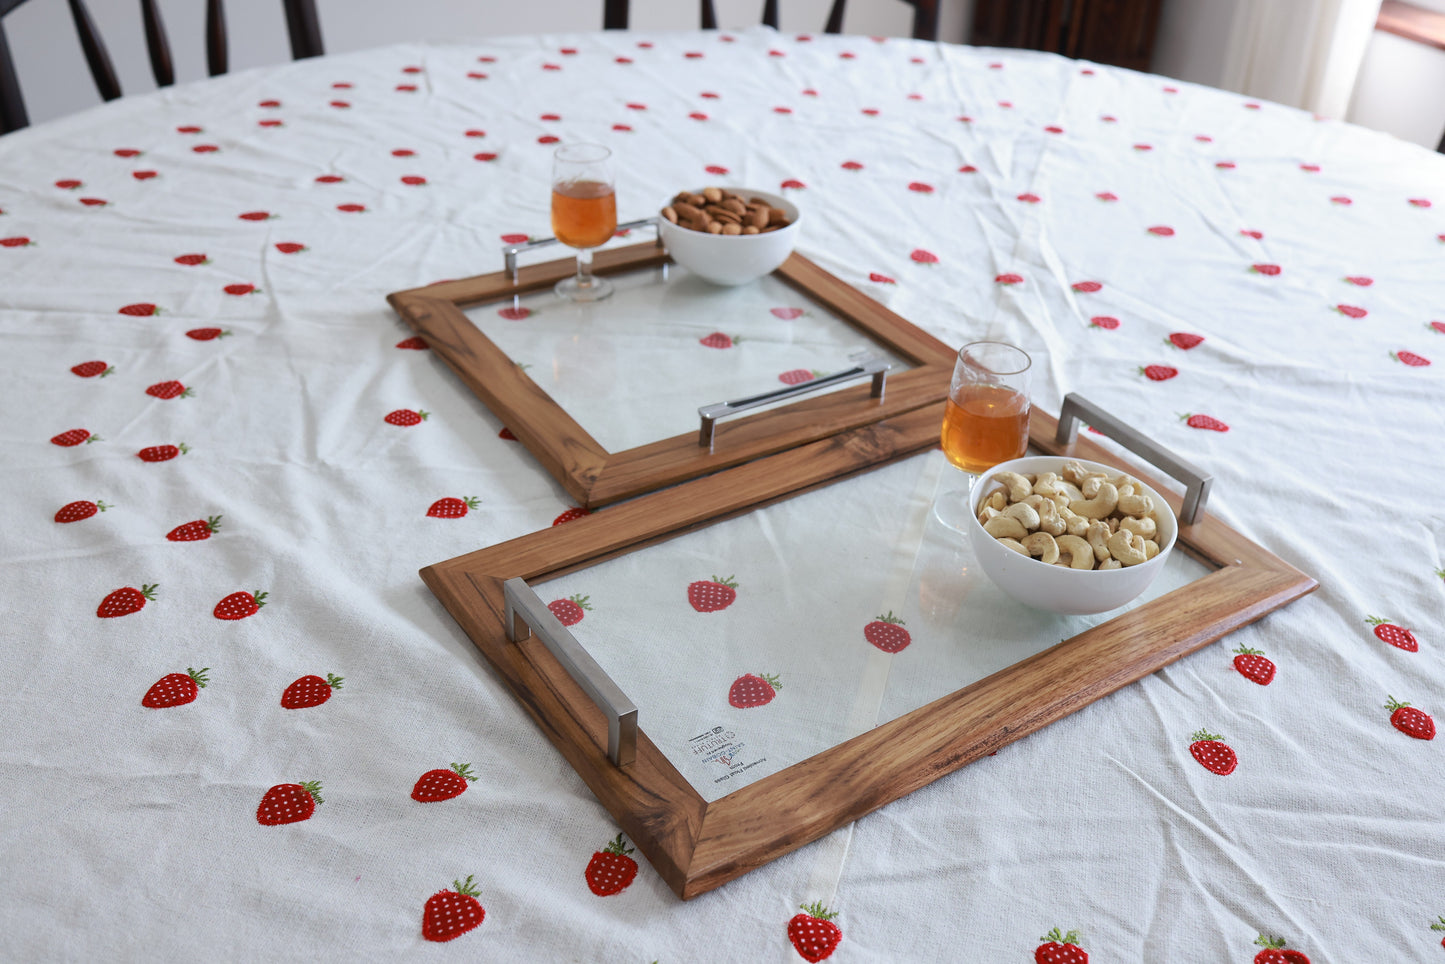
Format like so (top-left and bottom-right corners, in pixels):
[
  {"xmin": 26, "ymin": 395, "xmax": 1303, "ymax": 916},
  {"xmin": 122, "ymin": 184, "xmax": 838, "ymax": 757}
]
[
  {"xmin": 503, "ymin": 216, "xmax": 662, "ymax": 285},
  {"xmin": 698, "ymin": 356, "xmax": 890, "ymax": 449}
]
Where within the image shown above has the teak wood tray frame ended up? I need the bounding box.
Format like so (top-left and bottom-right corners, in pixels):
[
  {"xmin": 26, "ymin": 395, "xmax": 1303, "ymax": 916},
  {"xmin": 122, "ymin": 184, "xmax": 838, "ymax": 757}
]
[
  {"xmin": 387, "ymin": 242, "xmax": 958, "ymax": 508},
  {"xmin": 420, "ymin": 403, "xmax": 1318, "ymax": 899}
]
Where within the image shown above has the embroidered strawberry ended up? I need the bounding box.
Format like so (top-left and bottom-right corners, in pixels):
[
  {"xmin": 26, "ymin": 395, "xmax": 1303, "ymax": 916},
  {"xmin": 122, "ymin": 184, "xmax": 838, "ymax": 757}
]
[
  {"xmin": 337, "ymin": 203, "xmax": 366, "ymax": 213},
  {"xmin": 401, "ymin": 175, "xmax": 427, "ymax": 186},
  {"xmin": 841, "ymin": 160, "xmax": 864, "ymax": 171},
  {"xmin": 585, "ymin": 833, "xmax": 638, "ymax": 895},
  {"xmin": 908, "ymin": 182, "xmax": 934, "ymax": 194},
  {"xmin": 51, "ymin": 428, "xmax": 96, "ymax": 446},
  {"xmin": 1096, "ymin": 191, "xmax": 1118, "ymax": 201},
  {"xmin": 1017, "ymin": 193, "xmax": 1041, "ymax": 203},
  {"xmin": 98, "ymin": 584, "xmax": 156, "ymax": 618},
  {"xmin": 396, "ymin": 336, "xmax": 428, "ymax": 350},
  {"xmin": 728, "ymin": 672, "xmax": 779, "ymax": 708},
  {"xmin": 779, "ymin": 369, "xmax": 822, "ymax": 385},
  {"xmin": 145, "ymin": 380, "xmax": 193, "ymax": 400},
  {"xmin": 79, "ymin": 197, "xmax": 108, "ymax": 206},
  {"xmin": 214, "ymin": 590, "xmax": 266, "ymax": 620},
  {"xmin": 788, "ymin": 902, "xmax": 842, "ymax": 962},
  {"xmin": 1035, "ymin": 927, "xmax": 1088, "ymax": 963},
  {"xmin": 185, "ymin": 327, "xmax": 230, "ymax": 340},
  {"xmin": 1366, "ymin": 616, "xmax": 1418, "ymax": 651},
  {"xmin": 191, "ymin": 144, "xmax": 220, "ymax": 154},
  {"xmin": 705, "ymin": 164, "xmax": 729, "ymax": 175},
  {"xmin": 1147, "ymin": 225, "xmax": 1175, "ymax": 236},
  {"xmin": 1252, "ymin": 934, "xmax": 1310, "ymax": 963},
  {"xmin": 1, "ymin": 236, "xmax": 35, "ymax": 247},
  {"xmin": 142, "ymin": 667, "xmax": 208, "ymax": 708},
  {"xmin": 224, "ymin": 283, "xmax": 258, "ymax": 296},
  {"xmin": 1231, "ymin": 645, "xmax": 1275, "ymax": 685},
  {"xmin": 238, "ymin": 211, "xmax": 274, "ymax": 221},
  {"xmin": 1432, "ymin": 916, "xmax": 1445, "ymax": 946},
  {"xmin": 553, "ymin": 506, "xmax": 590, "ymax": 525},
  {"xmin": 1072, "ymin": 281, "xmax": 1102, "ymax": 292},
  {"xmin": 1139, "ymin": 365, "xmax": 1178, "ymax": 381},
  {"xmin": 1330, "ymin": 196, "xmax": 1351, "ymax": 205},
  {"xmin": 1090, "ymin": 316, "xmax": 1119, "ymax": 330},
  {"xmin": 114, "ymin": 147, "xmax": 142, "ymax": 157},
  {"xmin": 427, "ymin": 496, "xmax": 479, "ymax": 518},
  {"xmin": 1241, "ymin": 229, "xmax": 1264, "ymax": 239},
  {"xmin": 497, "ymin": 305, "xmax": 531, "ymax": 320},
  {"xmin": 166, "ymin": 515, "xmax": 221, "ymax": 542},
  {"xmin": 996, "ymin": 273, "xmax": 1024, "ymax": 285},
  {"xmin": 1180, "ymin": 413, "xmax": 1229, "ymax": 432},
  {"xmin": 1215, "ymin": 161, "xmax": 1236, "ymax": 170},
  {"xmin": 688, "ymin": 575, "xmax": 738, "ymax": 612},
  {"xmin": 1189, "ymin": 729, "xmax": 1237, "ymax": 775},
  {"xmin": 132, "ymin": 170, "xmax": 158, "ymax": 180},
  {"xmin": 868, "ymin": 272, "xmax": 895, "ymax": 284},
  {"xmin": 71, "ymin": 360, "xmax": 112, "ymax": 377},
  {"xmin": 910, "ymin": 248, "xmax": 938, "ymax": 264},
  {"xmin": 547, "ymin": 594, "xmax": 591, "ymax": 626},
  {"xmin": 863, "ymin": 612, "xmax": 911, "ymax": 653},
  {"xmin": 55, "ymin": 499, "xmax": 110, "ymax": 522},
  {"xmin": 281, "ymin": 673, "xmax": 343, "ymax": 708},
  {"xmin": 411, "ymin": 763, "xmax": 477, "ymax": 801},
  {"xmin": 959, "ymin": 164, "xmax": 977, "ymax": 173},
  {"xmin": 1392, "ymin": 351, "xmax": 1431, "ymax": 367},
  {"xmin": 780, "ymin": 179, "xmax": 807, "ymax": 190},
  {"xmin": 1344, "ymin": 275, "xmax": 1373, "ymax": 286},
  {"xmin": 119, "ymin": 302, "xmax": 160, "ymax": 316},
  {"xmin": 1429, "ymin": 321, "xmax": 1445, "ymax": 335},
  {"xmin": 384, "ymin": 408, "xmax": 428, "ymax": 426},
  {"xmin": 173, "ymin": 253, "xmax": 209, "ymax": 266},
  {"xmin": 1408, "ymin": 197, "xmax": 1432, "ymax": 208},
  {"xmin": 700, "ymin": 331, "xmax": 736, "ymax": 349},
  {"xmin": 1386, "ymin": 697, "xmax": 1434, "ymax": 740},
  {"xmin": 256, "ymin": 781, "xmax": 322, "ymax": 824},
  {"xmin": 55, "ymin": 178, "xmax": 82, "ymax": 189},
  {"xmin": 138, "ymin": 442, "xmax": 187, "ymax": 462},
  {"xmin": 422, "ymin": 875, "xmax": 485, "ymax": 942},
  {"xmin": 498, "ymin": 427, "xmax": 517, "ymax": 440},
  {"xmin": 771, "ymin": 307, "xmax": 805, "ymax": 320},
  {"xmin": 1168, "ymin": 332, "xmax": 1204, "ymax": 350}
]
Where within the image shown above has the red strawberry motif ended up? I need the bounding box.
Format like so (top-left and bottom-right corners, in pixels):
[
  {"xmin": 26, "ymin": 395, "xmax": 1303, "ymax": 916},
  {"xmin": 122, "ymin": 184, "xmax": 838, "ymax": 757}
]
[
  {"xmin": 498, "ymin": 427, "xmax": 517, "ymax": 440},
  {"xmin": 401, "ymin": 175, "xmax": 427, "ymax": 186},
  {"xmin": 585, "ymin": 833, "xmax": 639, "ymax": 895},
  {"xmin": 422, "ymin": 875, "xmax": 485, "ymax": 942},
  {"xmin": 1017, "ymin": 193, "xmax": 1041, "ymax": 203},
  {"xmin": 256, "ymin": 781, "xmax": 322, "ymax": 824},
  {"xmin": 910, "ymin": 248, "xmax": 938, "ymax": 264},
  {"xmin": 55, "ymin": 499, "xmax": 110, "ymax": 522},
  {"xmin": 547, "ymin": 594, "xmax": 591, "ymax": 626},
  {"xmin": 1139, "ymin": 365, "xmax": 1178, "ymax": 381},
  {"xmin": 1232, "ymin": 645, "xmax": 1275, "ymax": 685},
  {"xmin": 1392, "ymin": 351, "xmax": 1431, "ymax": 367},
  {"xmin": 384, "ymin": 408, "xmax": 428, "ymax": 426},
  {"xmin": 166, "ymin": 515, "xmax": 221, "ymax": 542},
  {"xmin": 427, "ymin": 496, "xmax": 479, "ymax": 518},
  {"xmin": 861, "ymin": 108, "xmax": 880, "ymax": 116},
  {"xmin": 497, "ymin": 305, "xmax": 531, "ymax": 321},
  {"xmin": 214, "ymin": 590, "xmax": 266, "ymax": 620},
  {"xmin": 1, "ymin": 236, "xmax": 34, "ymax": 247},
  {"xmin": 274, "ymin": 242, "xmax": 306, "ymax": 254},
  {"xmin": 689, "ymin": 575, "xmax": 738, "ymax": 612},
  {"xmin": 729, "ymin": 673, "xmax": 779, "ymax": 708},
  {"xmin": 1253, "ymin": 934, "xmax": 1310, "ymax": 963},
  {"xmin": 98, "ymin": 583, "xmax": 157, "ymax": 618},
  {"xmin": 281, "ymin": 673, "xmax": 344, "ymax": 708},
  {"xmin": 191, "ymin": 144, "xmax": 219, "ymax": 153},
  {"xmin": 996, "ymin": 273, "xmax": 1024, "ymax": 285},
  {"xmin": 146, "ymin": 380, "xmax": 193, "ymax": 400},
  {"xmin": 55, "ymin": 179, "xmax": 82, "ymax": 189},
  {"xmin": 771, "ymin": 307, "xmax": 805, "ymax": 320},
  {"xmin": 908, "ymin": 182, "xmax": 934, "ymax": 193},
  {"xmin": 1072, "ymin": 281, "xmax": 1102, "ymax": 292},
  {"xmin": 788, "ymin": 903, "xmax": 842, "ymax": 962},
  {"xmin": 119, "ymin": 302, "xmax": 160, "ymax": 316},
  {"xmin": 412, "ymin": 764, "xmax": 477, "ymax": 802},
  {"xmin": 1408, "ymin": 197, "xmax": 1431, "ymax": 208},
  {"xmin": 1249, "ymin": 264, "xmax": 1282, "ymax": 277},
  {"xmin": 1096, "ymin": 192, "xmax": 1118, "ymax": 201},
  {"xmin": 132, "ymin": 170, "xmax": 158, "ymax": 180},
  {"xmin": 1180, "ymin": 413, "xmax": 1229, "ymax": 432},
  {"xmin": 238, "ymin": 210, "xmax": 274, "ymax": 221},
  {"xmin": 1386, "ymin": 697, "xmax": 1434, "ymax": 740},
  {"xmin": 185, "ymin": 327, "xmax": 230, "ymax": 341},
  {"xmin": 705, "ymin": 165, "xmax": 729, "ymax": 175},
  {"xmin": 71, "ymin": 360, "xmax": 113, "ymax": 377},
  {"xmin": 1432, "ymin": 916, "xmax": 1445, "ymax": 946},
  {"xmin": 690, "ymin": 111, "xmax": 709, "ymax": 121},
  {"xmin": 1300, "ymin": 163, "xmax": 1320, "ymax": 172},
  {"xmin": 176, "ymin": 125, "xmax": 203, "ymax": 133},
  {"xmin": 1044, "ymin": 125, "xmax": 1064, "ymax": 134},
  {"xmin": 553, "ymin": 506, "xmax": 590, "ymax": 525},
  {"xmin": 868, "ymin": 272, "xmax": 895, "ymax": 284},
  {"xmin": 1090, "ymin": 316, "xmax": 1119, "ymax": 330},
  {"xmin": 863, "ymin": 612, "xmax": 911, "ymax": 653},
  {"xmin": 174, "ymin": 253, "xmax": 209, "ymax": 265},
  {"xmin": 841, "ymin": 160, "xmax": 864, "ymax": 170},
  {"xmin": 474, "ymin": 151, "xmax": 498, "ymax": 161},
  {"xmin": 537, "ymin": 134, "xmax": 560, "ymax": 144},
  {"xmin": 142, "ymin": 667, "xmax": 208, "ymax": 708},
  {"xmin": 315, "ymin": 174, "xmax": 344, "ymax": 183},
  {"xmin": 1367, "ymin": 616, "xmax": 1418, "ymax": 651},
  {"xmin": 337, "ymin": 203, "xmax": 366, "ymax": 212},
  {"xmin": 1330, "ymin": 196, "xmax": 1351, "ymax": 205},
  {"xmin": 1035, "ymin": 927, "xmax": 1088, "ymax": 963},
  {"xmin": 959, "ymin": 164, "xmax": 977, "ymax": 173},
  {"xmin": 1344, "ymin": 275, "xmax": 1373, "ymax": 286},
  {"xmin": 1133, "ymin": 143, "xmax": 1153, "ymax": 151},
  {"xmin": 114, "ymin": 148, "xmax": 142, "ymax": 157},
  {"xmin": 1168, "ymin": 332, "xmax": 1204, "ymax": 350},
  {"xmin": 780, "ymin": 179, "xmax": 807, "ymax": 190},
  {"xmin": 1216, "ymin": 161, "xmax": 1236, "ymax": 170},
  {"xmin": 138, "ymin": 442, "xmax": 187, "ymax": 462},
  {"xmin": 78, "ymin": 197, "xmax": 108, "ymax": 206},
  {"xmin": 1241, "ymin": 229, "xmax": 1264, "ymax": 239},
  {"xmin": 1334, "ymin": 304, "xmax": 1367, "ymax": 318},
  {"xmin": 699, "ymin": 331, "xmax": 736, "ymax": 349},
  {"xmin": 51, "ymin": 428, "xmax": 96, "ymax": 446},
  {"xmin": 502, "ymin": 232, "xmax": 531, "ymax": 243},
  {"xmin": 1195, "ymin": 134, "xmax": 1213, "ymax": 142},
  {"xmin": 779, "ymin": 369, "xmax": 821, "ymax": 385},
  {"xmin": 1429, "ymin": 321, "xmax": 1445, "ymax": 335},
  {"xmin": 1189, "ymin": 729, "xmax": 1237, "ymax": 774},
  {"xmin": 1147, "ymin": 225, "xmax": 1175, "ymax": 236}
]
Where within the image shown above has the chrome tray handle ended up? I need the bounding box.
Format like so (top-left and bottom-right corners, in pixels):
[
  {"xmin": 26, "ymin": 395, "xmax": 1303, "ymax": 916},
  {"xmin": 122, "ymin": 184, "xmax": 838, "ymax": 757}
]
[
  {"xmin": 503, "ymin": 577, "xmax": 638, "ymax": 767},
  {"xmin": 1055, "ymin": 393, "xmax": 1213, "ymax": 525},
  {"xmin": 698, "ymin": 357, "xmax": 890, "ymax": 449},
  {"xmin": 502, "ymin": 217, "xmax": 662, "ymax": 285}
]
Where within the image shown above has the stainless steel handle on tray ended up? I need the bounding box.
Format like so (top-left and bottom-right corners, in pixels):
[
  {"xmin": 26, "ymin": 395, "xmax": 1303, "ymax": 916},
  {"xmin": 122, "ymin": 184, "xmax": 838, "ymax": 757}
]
[
  {"xmin": 503, "ymin": 577, "xmax": 638, "ymax": 767},
  {"xmin": 1055, "ymin": 393, "xmax": 1213, "ymax": 525},
  {"xmin": 503, "ymin": 217, "xmax": 662, "ymax": 285},
  {"xmin": 697, "ymin": 356, "xmax": 890, "ymax": 449}
]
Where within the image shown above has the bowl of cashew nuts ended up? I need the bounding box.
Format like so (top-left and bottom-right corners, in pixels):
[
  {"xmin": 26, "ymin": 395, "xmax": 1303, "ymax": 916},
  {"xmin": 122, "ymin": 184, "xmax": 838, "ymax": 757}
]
[{"xmin": 966, "ymin": 456, "xmax": 1179, "ymax": 615}]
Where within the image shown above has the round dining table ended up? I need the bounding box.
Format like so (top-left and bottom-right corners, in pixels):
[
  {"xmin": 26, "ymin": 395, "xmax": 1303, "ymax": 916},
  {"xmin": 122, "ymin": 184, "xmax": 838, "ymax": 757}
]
[{"xmin": 2, "ymin": 23, "xmax": 1442, "ymax": 962}]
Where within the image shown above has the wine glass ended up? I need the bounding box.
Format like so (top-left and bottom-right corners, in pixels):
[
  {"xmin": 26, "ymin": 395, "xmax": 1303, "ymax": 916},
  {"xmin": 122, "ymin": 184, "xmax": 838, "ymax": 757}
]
[
  {"xmin": 551, "ymin": 142, "xmax": 617, "ymax": 302},
  {"xmin": 932, "ymin": 341, "xmax": 1032, "ymax": 532}
]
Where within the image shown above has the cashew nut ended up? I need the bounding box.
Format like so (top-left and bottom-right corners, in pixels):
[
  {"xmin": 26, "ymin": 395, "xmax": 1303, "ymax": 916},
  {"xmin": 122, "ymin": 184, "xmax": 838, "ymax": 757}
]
[
  {"xmin": 1118, "ymin": 492, "xmax": 1154, "ymax": 517},
  {"xmin": 1003, "ymin": 501, "xmax": 1040, "ymax": 531},
  {"xmin": 978, "ymin": 506, "xmax": 1001, "ymax": 525},
  {"xmin": 1055, "ymin": 534, "xmax": 1095, "ymax": 570},
  {"xmin": 983, "ymin": 515, "xmax": 1029, "ymax": 540},
  {"xmin": 1085, "ymin": 520, "xmax": 1112, "ymax": 562},
  {"xmin": 1116, "ymin": 482, "xmax": 1137, "ymax": 498},
  {"xmin": 1106, "ymin": 529, "xmax": 1149, "ymax": 566},
  {"xmin": 985, "ymin": 490, "xmax": 1007, "ymax": 511},
  {"xmin": 994, "ymin": 472, "xmax": 1033, "ymax": 503},
  {"xmin": 1070, "ymin": 482, "xmax": 1119, "ymax": 520},
  {"xmin": 997, "ymin": 537, "xmax": 1029, "ymax": 556},
  {"xmin": 1058, "ymin": 481, "xmax": 1085, "ymax": 503},
  {"xmin": 1061, "ymin": 460, "xmax": 1089, "ymax": 485},
  {"xmin": 1099, "ymin": 558, "xmax": 1122, "ymax": 570},
  {"xmin": 1021, "ymin": 531, "xmax": 1060, "ymax": 565},
  {"xmin": 1035, "ymin": 498, "xmax": 1066, "ymax": 536},
  {"xmin": 1143, "ymin": 539, "xmax": 1160, "ymax": 560},
  {"xmin": 1119, "ymin": 515, "xmax": 1157, "ymax": 540},
  {"xmin": 1080, "ymin": 473, "xmax": 1109, "ymax": 498},
  {"xmin": 1033, "ymin": 472, "xmax": 1066, "ymax": 497},
  {"xmin": 1060, "ymin": 507, "xmax": 1091, "ymax": 537},
  {"xmin": 1022, "ymin": 494, "xmax": 1046, "ymax": 510}
]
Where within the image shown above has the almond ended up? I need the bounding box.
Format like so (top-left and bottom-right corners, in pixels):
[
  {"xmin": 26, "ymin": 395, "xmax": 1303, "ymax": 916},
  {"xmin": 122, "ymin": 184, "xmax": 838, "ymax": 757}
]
[{"xmin": 702, "ymin": 186, "xmax": 723, "ymax": 203}]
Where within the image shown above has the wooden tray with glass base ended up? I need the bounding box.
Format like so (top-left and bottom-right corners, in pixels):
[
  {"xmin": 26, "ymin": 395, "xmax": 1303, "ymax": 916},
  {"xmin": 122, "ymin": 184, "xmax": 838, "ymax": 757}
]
[
  {"xmin": 387, "ymin": 227, "xmax": 958, "ymax": 508},
  {"xmin": 419, "ymin": 396, "xmax": 1318, "ymax": 899}
]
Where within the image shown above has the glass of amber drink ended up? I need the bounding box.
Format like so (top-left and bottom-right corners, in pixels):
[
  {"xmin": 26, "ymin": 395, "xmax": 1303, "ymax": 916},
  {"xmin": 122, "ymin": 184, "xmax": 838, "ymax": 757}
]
[
  {"xmin": 934, "ymin": 341, "xmax": 1032, "ymax": 532},
  {"xmin": 551, "ymin": 142, "xmax": 618, "ymax": 302}
]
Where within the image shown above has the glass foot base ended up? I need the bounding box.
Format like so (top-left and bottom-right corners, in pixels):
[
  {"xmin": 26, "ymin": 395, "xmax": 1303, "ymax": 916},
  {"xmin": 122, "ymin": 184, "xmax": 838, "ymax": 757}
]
[
  {"xmin": 555, "ymin": 274, "xmax": 614, "ymax": 302},
  {"xmin": 930, "ymin": 470, "xmax": 979, "ymax": 534}
]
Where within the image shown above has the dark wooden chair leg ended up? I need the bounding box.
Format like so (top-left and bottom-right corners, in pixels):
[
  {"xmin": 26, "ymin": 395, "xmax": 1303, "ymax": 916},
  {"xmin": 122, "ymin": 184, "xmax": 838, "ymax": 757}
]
[
  {"xmin": 67, "ymin": 0, "xmax": 121, "ymax": 101},
  {"xmin": 911, "ymin": 0, "xmax": 939, "ymax": 40},
  {"xmin": 824, "ymin": 0, "xmax": 845, "ymax": 34},
  {"xmin": 140, "ymin": 0, "xmax": 175, "ymax": 86},
  {"xmin": 283, "ymin": 0, "xmax": 324, "ymax": 60},
  {"xmin": 603, "ymin": 0, "xmax": 627, "ymax": 29},
  {"xmin": 701, "ymin": 0, "xmax": 717, "ymax": 30},
  {"xmin": 0, "ymin": 20, "xmax": 27, "ymax": 134},
  {"xmin": 762, "ymin": 0, "xmax": 778, "ymax": 29},
  {"xmin": 206, "ymin": 0, "xmax": 227, "ymax": 76}
]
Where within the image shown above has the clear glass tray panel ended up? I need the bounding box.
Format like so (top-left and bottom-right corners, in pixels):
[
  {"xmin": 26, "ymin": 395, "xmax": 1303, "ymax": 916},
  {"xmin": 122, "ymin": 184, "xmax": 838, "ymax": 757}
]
[
  {"xmin": 463, "ymin": 263, "xmax": 913, "ymax": 452},
  {"xmin": 541, "ymin": 447, "xmax": 1213, "ymax": 802}
]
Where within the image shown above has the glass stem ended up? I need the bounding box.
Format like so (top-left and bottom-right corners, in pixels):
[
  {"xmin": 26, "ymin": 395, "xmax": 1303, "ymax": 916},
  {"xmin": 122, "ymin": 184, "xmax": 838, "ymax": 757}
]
[{"xmin": 576, "ymin": 247, "xmax": 593, "ymax": 289}]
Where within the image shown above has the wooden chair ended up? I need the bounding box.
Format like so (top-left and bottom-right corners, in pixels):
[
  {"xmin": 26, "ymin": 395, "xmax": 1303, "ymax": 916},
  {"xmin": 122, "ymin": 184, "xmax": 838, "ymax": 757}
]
[
  {"xmin": 0, "ymin": 0, "xmax": 323, "ymax": 135},
  {"xmin": 602, "ymin": 0, "xmax": 939, "ymax": 42}
]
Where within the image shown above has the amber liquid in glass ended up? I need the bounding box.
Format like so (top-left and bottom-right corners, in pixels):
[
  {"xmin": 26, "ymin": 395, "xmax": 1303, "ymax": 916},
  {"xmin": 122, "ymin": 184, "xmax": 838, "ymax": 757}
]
[
  {"xmin": 939, "ymin": 384, "xmax": 1030, "ymax": 474},
  {"xmin": 551, "ymin": 180, "xmax": 617, "ymax": 249}
]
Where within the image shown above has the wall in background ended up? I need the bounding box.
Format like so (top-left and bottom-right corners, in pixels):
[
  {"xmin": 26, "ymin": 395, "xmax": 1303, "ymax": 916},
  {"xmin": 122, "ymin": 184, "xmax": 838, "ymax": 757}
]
[{"xmin": 1346, "ymin": 1, "xmax": 1445, "ymax": 148}]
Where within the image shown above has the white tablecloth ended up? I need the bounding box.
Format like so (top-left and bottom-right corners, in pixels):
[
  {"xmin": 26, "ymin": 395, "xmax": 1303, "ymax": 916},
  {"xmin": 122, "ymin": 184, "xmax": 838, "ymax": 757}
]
[{"xmin": 2, "ymin": 26, "xmax": 1442, "ymax": 963}]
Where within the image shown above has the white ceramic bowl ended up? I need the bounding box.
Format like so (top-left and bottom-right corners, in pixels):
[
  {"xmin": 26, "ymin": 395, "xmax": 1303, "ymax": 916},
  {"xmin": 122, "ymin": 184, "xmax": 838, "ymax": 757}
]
[
  {"xmin": 657, "ymin": 187, "xmax": 800, "ymax": 286},
  {"xmin": 966, "ymin": 455, "xmax": 1179, "ymax": 615}
]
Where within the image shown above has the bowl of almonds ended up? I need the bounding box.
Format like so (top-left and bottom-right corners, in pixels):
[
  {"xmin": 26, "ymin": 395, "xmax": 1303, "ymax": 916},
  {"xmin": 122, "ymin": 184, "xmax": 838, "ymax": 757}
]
[
  {"xmin": 966, "ymin": 456, "xmax": 1179, "ymax": 615},
  {"xmin": 658, "ymin": 186, "xmax": 800, "ymax": 285}
]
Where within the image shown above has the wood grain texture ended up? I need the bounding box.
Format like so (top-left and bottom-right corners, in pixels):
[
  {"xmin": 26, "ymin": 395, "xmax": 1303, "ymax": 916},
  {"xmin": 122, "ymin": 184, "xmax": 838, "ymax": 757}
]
[{"xmin": 420, "ymin": 404, "xmax": 1317, "ymax": 898}]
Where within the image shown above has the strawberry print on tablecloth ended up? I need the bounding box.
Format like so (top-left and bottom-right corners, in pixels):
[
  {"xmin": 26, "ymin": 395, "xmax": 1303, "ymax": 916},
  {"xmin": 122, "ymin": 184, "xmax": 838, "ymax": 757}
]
[
  {"xmin": 54, "ymin": 499, "xmax": 109, "ymax": 523},
  {"xmin": 1252, "ymin": 934, "xmax": 1310, "ymax": 963},
  {"xmin": 256, "ymin": 781, "xmax": 322, "ymax": 824},
  {"xmin": 584, "ymin": 833, "xmax": 638, "ymax": 896},
  {"xmin": 688, "ymin": 575, "xmax": 738, "ymax": 612},
  {"xmin": 788, "ymin": 902, "xmax": 842, "ymax": 961},
  {"xmin": 98, "ymin": 584, "xmax": 156, "ymax": 618},
  {"xmin": 142, "ymin": 667, "xmax": 208, "ymax": 708},
  {"xmin": 728, "ymin": 672, "xmax": 779, "ymax": 708},
  {"xmin": 1366, "ymin": 615, "xmax": 1418, "ymax": 651},
  {"xmin": 281, "ymin": 674, "xmax": 343, "ymax": 708},
  {"xmin": 1035, "ymin": 927, "xmax": 1088, "ymax": 963},
  {"xmin": 1232, "ymin": 646, "xmax": 1275, "ymax": 685},
  {"xmin": 214, "ymin": 590, "xmax": 266, "ymax": 620},
  {"xmin": 421, "ymin": 875, "xmax": 485, "ymax": 942},
  {"xmin": 412, "ymin": 764, "xmax": 477, "ymax": 801},
  {"xmin": 1385, "ymin": 697, "xmax": 1435, "ymax": 740},
  {"xmin": 547, "ymin": 594, "xmax": 590, "ymax": 626},
  {"xmin": 1189, "ymin": 730, "xmax": 1236, "ymax": 774}
]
